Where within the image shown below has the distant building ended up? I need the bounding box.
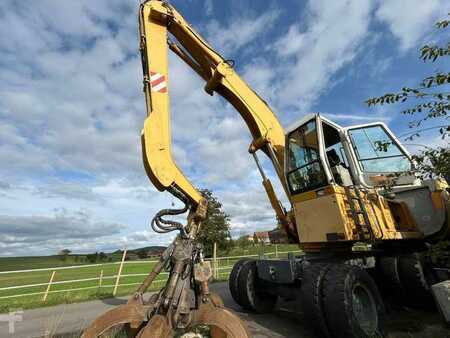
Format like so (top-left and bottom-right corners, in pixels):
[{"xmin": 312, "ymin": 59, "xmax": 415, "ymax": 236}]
[
  {"xmin": 237, "ymin": 234, "xmax": 254, "ymax": 242},
  {"xmin": 243, "ymin": 234, "xmax": 254, "ymax": 242},
  {"xmin": 254, "ymin": 231, "xmax": 271, "ymax": 245},
  {"xmin": 268, "ymin": 228, "xmax": 286, "ymax": 244}
]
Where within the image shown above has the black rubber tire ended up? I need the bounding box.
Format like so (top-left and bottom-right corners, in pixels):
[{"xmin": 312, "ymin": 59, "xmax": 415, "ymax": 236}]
[
  {"xmin": 228, "ymin": 258, "xmax": 250, "ymax": 307},
  {"xmin": 322, "ymin": 264, "xmax": 387, "ymax": 338},
  {"xmin": 300, "ymin": 263, "xmax": 331, "ymax": 337},
  {"xmin": 377, "ymin": 256, "xmax": 404, "ymax": 302},
  {"xmin": 398, "ymin": 253, "xmax": 436, "ymax": 308},
  {"xmin": 236, "ymin": 259, "xmax": 278, "ymax": 313}
]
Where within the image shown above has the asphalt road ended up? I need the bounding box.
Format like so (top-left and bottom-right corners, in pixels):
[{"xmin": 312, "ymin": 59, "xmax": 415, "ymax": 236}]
[
  {"xmin": 1, "ymin": 282, "xmax": 448, "ymax": 338},
  {"xmin": 1, "ymin": 283, "xmax": 310, "ymax": 338}
]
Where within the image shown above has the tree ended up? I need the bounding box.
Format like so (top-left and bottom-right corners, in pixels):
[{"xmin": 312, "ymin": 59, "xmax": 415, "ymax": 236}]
[
  {"xmin": 366, "ymin": 14, "xmax": 450, "ymax": 267},
  {"xmin": 125, "ymin": 252, "xmax": 139, "ymax": 261},
  {"xmin": 58, "ymin": 249, "xmax": 71, "ymax": 261},
  {"xmin": 196, "ymin": 189, "xmax": 232, "ymax": 257},
  {"xmin": 235, "ymin": 235, "xmax": 252, "ymax": 249},
  {"xmin": 366, "ymin": 14, "xmax": 449, "ymax": 180},
  {"xmin": 86, "ymin": 252, "xmax": 98, "ymax": 263},
  {"xmin": 98, "ymin": 252, "xmax": 107, "ymax": 261},
  {"xmin": 136, "ymin": 249, "xmax": 148, "ymax": 259}
]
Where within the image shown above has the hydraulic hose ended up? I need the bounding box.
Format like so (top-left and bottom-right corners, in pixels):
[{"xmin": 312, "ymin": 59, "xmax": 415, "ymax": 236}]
[{"xmin": 150, "ymin": 186, "xmax": 190, "ymax": 234}]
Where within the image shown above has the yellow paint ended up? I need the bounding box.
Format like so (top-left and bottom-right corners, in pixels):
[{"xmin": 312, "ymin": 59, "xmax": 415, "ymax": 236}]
[
  {"xmin": 293, "ymin": 192, "xmax": 352, "ymax": 243},
  {"xmin": 431, "ymin": 191, "xmax": 444, "ymax": 209},
  {"xmin": 292, "ymin": 184, "xmax": 425, "ymax": 245},
  {"xmin": 139, "ymin": 1, "xmax": 287, "ymax": 206},
  {"xmin": 291, "ymin": 190, "xmax": 317, "ymax": 203}
]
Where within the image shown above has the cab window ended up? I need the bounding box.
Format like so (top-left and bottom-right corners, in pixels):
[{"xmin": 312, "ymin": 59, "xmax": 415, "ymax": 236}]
[
  {"xmin": 348, "ymin": 125, "xmax": 411, "ymax": 173},
  {"xmin": 287, "ymin": 120, "xmax": 327, "ymax": 194}
]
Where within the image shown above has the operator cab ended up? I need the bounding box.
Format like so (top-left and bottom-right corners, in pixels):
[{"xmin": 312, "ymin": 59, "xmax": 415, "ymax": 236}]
[
  {"xmin": 285, "ymin": 113, "xmax": 416, "ymax": 194},
  {"xmin": 283, "ymin": 113, "xmax": 441, "ymax": 245}
]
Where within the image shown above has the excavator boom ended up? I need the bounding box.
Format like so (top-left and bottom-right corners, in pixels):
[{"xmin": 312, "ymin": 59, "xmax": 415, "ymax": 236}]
[{"xmin": 139, "ymin": 0, "xmax": 287, "ymax": 213}]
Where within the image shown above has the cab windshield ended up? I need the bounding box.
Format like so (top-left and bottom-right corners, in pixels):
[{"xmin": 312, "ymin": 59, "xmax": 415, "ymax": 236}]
[
  {"xmin": 348, "ymin": 125, "xmax": 412, "ymax": 173},
  {"xmin": 287, "ymin": 120, "xmax": 327, "ymax": 194}
]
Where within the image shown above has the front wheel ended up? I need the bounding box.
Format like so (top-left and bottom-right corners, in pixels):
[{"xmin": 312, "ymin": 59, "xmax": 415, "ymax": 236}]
[
  {"xmin": 300, "ymin": 263, "xmax": 331, "ymax": 337},
  {"xmin": 228, "ymin": 258, "xmax": 250, "ymax": 308},
  {"xmin": 235, "ymin": 259, "xmax": 278, "ymax": 313},
  {"xmin": 322, "ymin": 264, "xmax": 386, "ymax": 338}
]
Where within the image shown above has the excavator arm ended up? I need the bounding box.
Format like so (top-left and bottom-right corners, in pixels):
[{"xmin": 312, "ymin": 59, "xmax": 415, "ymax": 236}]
[{"xmin": 139, "ymin": 0, "xmax": 290, "ymax": 227}]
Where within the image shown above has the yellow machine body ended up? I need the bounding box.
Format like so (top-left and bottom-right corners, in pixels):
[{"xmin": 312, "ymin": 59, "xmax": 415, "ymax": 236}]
[
  {"xmin": 291, "ymin": 184, "xmax": 429, "ymax": 250},
  {"xmin": 139, "ymin": 0, "xmax": 449, "ymax": 253}
]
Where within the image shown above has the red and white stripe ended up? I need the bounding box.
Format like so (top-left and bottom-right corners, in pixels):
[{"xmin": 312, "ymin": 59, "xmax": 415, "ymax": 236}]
[{"xmin": 149, "ymin": 71, "xmax": 167, "ymax": 93}]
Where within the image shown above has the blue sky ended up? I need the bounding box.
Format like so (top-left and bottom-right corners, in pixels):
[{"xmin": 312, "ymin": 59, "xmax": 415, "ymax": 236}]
[{"xmin": 0, "ymin": 0, "xmax": 448, "ymax": 256}]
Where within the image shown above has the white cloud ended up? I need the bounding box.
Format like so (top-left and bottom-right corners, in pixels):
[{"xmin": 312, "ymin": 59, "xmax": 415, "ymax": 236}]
[
  {"xmin": 0, "ymin": 179, "xmax": 179, "ymax": 256},
  {"xmin": 217, "ymin": 172, "xmax": 283, "ymax": 238},
  {"xmin": 237, "ymin": 0, "xmax": 376, "ymax": 127},
  {"xmin": 205, "ymin": 0, "xmax": 213, "ymax": 16},
  {"xmin": 272, "ymin": 0, "xmax": 373, "ymax": 114},
  {"xmin": 0, "ymin": 182, "xmax": 11, "ymax": 190},
  {"xmin": 35, "ymin": 181, "xmax": 98, "ymax": 201},
  {"xmin": 206, "ymin": 9, "xmax": 280, "ymax": 55},
  {"xmin": 0, "ymin": 209, "xmax": 126, "ymax": 256},
  {"xmin": 1, "ymin": 0, "xmax": 440, "ymax": 256},
  {"xmin": 1, "ymin": 0, "xmax": 278, "ymax": 256},
  {"xmin": 375, "ymin": 0, "xmax": 444, "ymax": 51}
]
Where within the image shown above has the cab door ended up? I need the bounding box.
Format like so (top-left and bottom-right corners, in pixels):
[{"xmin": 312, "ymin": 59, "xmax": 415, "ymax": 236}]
[
  {"xmin": 285, "ymin": 115, "xmax": 353, "ymax": 245},
  {"xmin": 285, "ymin": 114, "xmax": 332, "ymax": 195}
]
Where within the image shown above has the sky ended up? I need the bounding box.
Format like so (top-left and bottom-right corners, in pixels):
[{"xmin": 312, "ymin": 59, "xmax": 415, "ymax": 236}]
[{"xmin": 0, "ymin": 0, "xmax": 448, "ymax": 256}]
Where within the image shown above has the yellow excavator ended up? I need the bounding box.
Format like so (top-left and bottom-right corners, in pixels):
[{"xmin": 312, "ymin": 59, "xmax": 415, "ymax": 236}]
[{"xmin": 83, "ymin": 1, "xmax": 450, "ymax": 337}]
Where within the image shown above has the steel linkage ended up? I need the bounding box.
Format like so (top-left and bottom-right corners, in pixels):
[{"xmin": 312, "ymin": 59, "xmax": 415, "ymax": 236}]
[{"xmin": 82, "ymin": 195, "xmax": 251, "ymax": 338}]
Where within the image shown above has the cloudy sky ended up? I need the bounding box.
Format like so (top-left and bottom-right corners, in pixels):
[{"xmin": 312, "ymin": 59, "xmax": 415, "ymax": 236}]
[{"xmin": 0, "ymin": 0, "xmax": 448, "ymax": 256}]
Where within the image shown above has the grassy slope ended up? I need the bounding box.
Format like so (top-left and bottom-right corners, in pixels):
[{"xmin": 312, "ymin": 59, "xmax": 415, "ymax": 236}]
[
  {"xmin": 0, "ymin": 246, "xmax": 167, "ymax": 272},
  {"xmin": 0, "ymin": 254, "xmax": 124, "ymax": 272}
]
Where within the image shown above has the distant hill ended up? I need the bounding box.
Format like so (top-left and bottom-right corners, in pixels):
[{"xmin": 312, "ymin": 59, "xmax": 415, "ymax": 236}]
[
  {"xmin": 131, "ymin": 246, "xmax": 166, "ymax": 254},
  {"xmin": 116, "ymin": 246, "xmax": 167, "ymax": 259},
  {"xmin": 114, "ymin": 246, "xmax": 166, "ymax": 255}
]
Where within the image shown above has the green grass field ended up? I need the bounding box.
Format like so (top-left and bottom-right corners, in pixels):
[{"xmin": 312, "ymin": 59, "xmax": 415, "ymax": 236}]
[
  {"xmin": 0, "ymin": 254, "xmax": 126, "ymax": 272},
  {"xmin": 0, "ymin": 244, "xmax": 301, "ymax": 313}
]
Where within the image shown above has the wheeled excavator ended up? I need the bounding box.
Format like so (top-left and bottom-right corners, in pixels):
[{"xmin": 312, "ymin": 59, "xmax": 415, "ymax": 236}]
[{"xmin": 83, "ymin": 1, "xmax": 450, "ymax": 337}]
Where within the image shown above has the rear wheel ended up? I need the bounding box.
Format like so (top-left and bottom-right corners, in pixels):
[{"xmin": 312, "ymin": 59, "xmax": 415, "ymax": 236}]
[
  {"xmin": 377, "ymin": 256, "xmax": 404, "ymax": 303},
  {"xmin": 398, "ymin": 253, "xmax": 436, "ymax": 308},
  {"xmin": 236, "ymin": 259, "xmax": 278, "ymax": 313},
  {"xmin": 322, "ymin": 264, "xmax": 386, "ymax": 338}
]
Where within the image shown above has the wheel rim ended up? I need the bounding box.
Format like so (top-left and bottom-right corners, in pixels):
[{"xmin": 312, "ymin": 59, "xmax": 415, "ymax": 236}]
[{"xmin": 352, "ymin": 283, "xmax": 378, "ymax": 335}]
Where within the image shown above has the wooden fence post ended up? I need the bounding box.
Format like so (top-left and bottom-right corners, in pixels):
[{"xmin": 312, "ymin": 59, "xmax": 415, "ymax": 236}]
[
  {"xmin": 98, "ymin": 269, "xmax": 104, "ymax": 289},
  {"xmin": 42, "ymin": 271, "xmax": 56, "ymax": 302},
  {"xmin": 213, "ymin": 242, "xmax": 217, "ymax": 280},
  {"xmin": 113, "ymin": 249, "xmax": 127, "ymax": 296}
]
